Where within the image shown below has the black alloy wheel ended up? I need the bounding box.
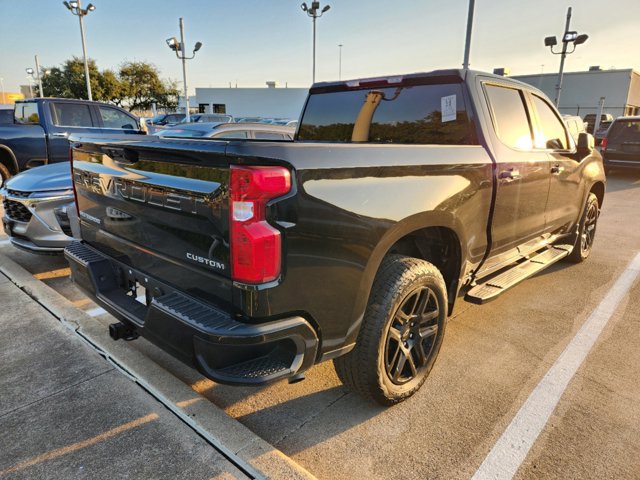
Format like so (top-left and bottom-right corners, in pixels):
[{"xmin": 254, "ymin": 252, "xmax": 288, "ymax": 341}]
[
  {"xmin": 568, "ymin": 192, "xmax": 599, "ymax": 263},
  {"xmin": 333, "ymin": 255, "xmax": 447, "ymax": 405},
  {"xmin": 384, "ymin": 286, "xmax": 439, "ymax": 385}
]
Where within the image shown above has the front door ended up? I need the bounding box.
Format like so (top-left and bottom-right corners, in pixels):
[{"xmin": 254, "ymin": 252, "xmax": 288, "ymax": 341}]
[{"xmin": 528, "ymin": 93, "xmax": 584, "ymax": 235}]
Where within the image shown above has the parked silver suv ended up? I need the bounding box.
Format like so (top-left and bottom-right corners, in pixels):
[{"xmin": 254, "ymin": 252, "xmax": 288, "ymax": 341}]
[{"xmin": 1, "ymin": 163, "xmax": 77, "ymax": 254}]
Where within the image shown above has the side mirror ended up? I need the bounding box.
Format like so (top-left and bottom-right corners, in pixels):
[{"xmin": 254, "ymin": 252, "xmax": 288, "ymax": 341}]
[
  {"xmin": 577, "ymin": 132, "xmax": 594, "ymax": 155},
  {"xmin": 139, "ymin": 118, "xmax": 148, "ymax": 134}
]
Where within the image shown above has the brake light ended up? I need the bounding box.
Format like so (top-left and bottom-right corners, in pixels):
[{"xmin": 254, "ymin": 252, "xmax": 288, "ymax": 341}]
[
  {"xmin": 230, "ymin": 165, "xmax": 291, "ymax": 284},
  {"xmin": 601, "ymin": 137, "xmax": 608, "ymax": 151}
]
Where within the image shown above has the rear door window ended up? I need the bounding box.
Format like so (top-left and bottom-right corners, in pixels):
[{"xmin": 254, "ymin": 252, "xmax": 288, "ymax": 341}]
[
  {"xmin": 298, "ymin": 83, "xmax": 477, "ymax": 144},
  {"xmin": 254, "ymin": 132, "xmax": 287, "ymax": 140},
  {"xmin": 484, "ymin": 84, "xmax": 533, "ymax": 149},
  {"xmin": 99, "ymin": 106, "xmax": 137, "ymax": 129},
  {"xmin": 52, "ymin": 103, "xmax": 94, "ymax": 127}
]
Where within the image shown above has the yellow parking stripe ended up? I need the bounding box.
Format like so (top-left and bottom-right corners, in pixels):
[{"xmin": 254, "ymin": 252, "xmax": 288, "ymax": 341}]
[
  {"xmin": 33, "ymin": 268, "xmax": 71, "ymax": 280},
  {"xmin": 0, "ymin": 413, "xmax": 159, "ymax": 477}
]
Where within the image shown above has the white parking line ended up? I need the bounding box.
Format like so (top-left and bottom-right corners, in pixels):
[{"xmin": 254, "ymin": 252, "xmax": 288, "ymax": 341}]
[
  {"xmin": 472, "ymin": 253, "xmax": 640, "ymax": 480},
  {"xmin": 85, "ymin": 295, "xmax": 146, "ymax": 318}
]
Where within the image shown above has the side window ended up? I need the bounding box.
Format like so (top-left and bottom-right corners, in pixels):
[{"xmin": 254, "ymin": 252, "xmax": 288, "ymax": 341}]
[
  {"xmin": 99, "ymin": 107, "xmax": 137, "ymax": 130},
  {"xmin": 52, "ymin": 103, "xmax": 94, "ymax": 127},
  {"xmin": 254, "ymin": 132, "xmax": 286, "ymax": 140},
  {"xmin": 532, "ymin": 95, "xmax": 569, "ymax": 150},
  {"xmin": 213, "ymin": 131, "xmax": 247, "ymax": 139},
  {"xmin": 484, "ymin": 84, "xmax": 533, "ymax": 149}
]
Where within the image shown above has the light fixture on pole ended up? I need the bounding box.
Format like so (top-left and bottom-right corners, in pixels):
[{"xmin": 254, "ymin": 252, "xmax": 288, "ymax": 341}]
[
  {"xmin": 301, "ymin": 2, "xmax": 331, "ymax": 84},
  {"xmin": 544, "ymin": 6, "xmax": 588, "ymax": 107},
  {"xmin": 338, "ymin": 44, "xmax": 343, "ymax": 80},
  {"xmin": 166, "ymin": 18, "xmax": 202, "ymax": 123},
  {"xmin": 63, "ymin": 0, "xmax": 96, "ymax": 101},
  {"xmin": 25, "ymin": 68, "xmax": 35, "ymax": 98}
]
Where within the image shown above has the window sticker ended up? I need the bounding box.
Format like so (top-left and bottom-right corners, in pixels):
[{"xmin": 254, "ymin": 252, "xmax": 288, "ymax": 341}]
[{"xmin": 441, "ymin": 94, "xmax": 457, "ymax": 122}]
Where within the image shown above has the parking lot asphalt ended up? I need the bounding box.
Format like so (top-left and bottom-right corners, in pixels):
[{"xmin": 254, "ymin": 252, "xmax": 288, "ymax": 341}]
[{"xmin": 1, "ymin": 168, "xmax": 639, "ymax": 479}]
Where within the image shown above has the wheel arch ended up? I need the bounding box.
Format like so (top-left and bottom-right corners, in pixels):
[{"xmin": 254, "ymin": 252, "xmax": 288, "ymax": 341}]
[
  {"xmin": 590, "ymin": 181, "xmax": 605, "ymax": 208},
  {"xmin": 0, "ymin": 145, "xmax": 19, "ymax": 176},
  {"xmin": 344, "ymin": 212, "xmax": 468, "ymax": 348}
]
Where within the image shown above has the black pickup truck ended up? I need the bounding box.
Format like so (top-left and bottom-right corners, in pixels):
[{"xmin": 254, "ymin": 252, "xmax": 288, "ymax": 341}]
[
  {"xmin": 0, "ymin": 98, "xmax": 143, "ymax": 186},
  {"xmin": 65, "ymin": 69, "xmax": 605, "ymax": 405}
]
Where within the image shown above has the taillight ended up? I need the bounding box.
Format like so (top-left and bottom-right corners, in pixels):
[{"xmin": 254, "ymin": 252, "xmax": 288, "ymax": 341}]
[
  {"xmin": 601, "ymin": 137, "xmax": 608, "ymax": 151},
  {"xmin": 230, "ymin": 165, "xmax": 291, "ymax": 284},
  {"xmin": 70, "ymin": 147, "xmax": 80, "ymax": 215}
]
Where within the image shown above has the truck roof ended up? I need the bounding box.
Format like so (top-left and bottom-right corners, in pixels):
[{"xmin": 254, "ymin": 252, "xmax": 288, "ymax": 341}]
[
  {"xmin": 15, "ymin": 97, "xmax": 122, "ymax": 108},
  {"xmin": 310, "ymin": 69, "xmax": 539, "ymax": 94}
]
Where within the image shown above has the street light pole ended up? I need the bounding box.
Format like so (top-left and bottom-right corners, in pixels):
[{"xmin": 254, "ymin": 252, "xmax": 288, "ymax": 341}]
[
  {"xmin": 462, "ymin": 0, "xmax": 475, "ymax": 69},
  {"xmin": 35, "ymin": 55, "xmax": 44, "ymax": 97},
  {"xmin": 166, "ymin": 18, "xmax": 202, "ymax": 123},
  {"xmin": 544, "ymin": 7, "xmax": 588, "ymax": 108},
  {"xmin": 179, "ymin": 18, "xmax": 190, "ymax": 121},
  {"xmin": 301, "ymin": 2, "xmax": 331, "ymax": 84},
  {"xmin": 338, "ymin": 44, "xmax": 343, "ymax": 80},
  {"xmin": 554, "ymin": 7, "xmax": 572, "ymax": 106},
  {"xmin": 63, "ymin": 1, "xmax": 96, "ymax": 101}
]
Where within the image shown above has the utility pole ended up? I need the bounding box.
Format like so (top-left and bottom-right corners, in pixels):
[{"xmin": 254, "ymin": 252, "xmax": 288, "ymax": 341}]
[
  {"xmin": 338, "ymin": 44, "xmax": 343, "ymax": 80},
  {"xmin": 462, "ymin": 0, "xmax": 475, "ymax": 69}
]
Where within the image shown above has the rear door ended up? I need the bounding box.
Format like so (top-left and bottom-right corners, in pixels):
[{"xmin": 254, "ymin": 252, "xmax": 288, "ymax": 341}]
[
  {"xmin": 47, "ymin": 101, "xmax": 99, "ymax": 163},
  {"xmin": 95, "ymin": 105, "xmax": 141, "ymax": 135},
  {"xmin": 480, "ymin": 82, "xmax": 551, "ymax": 264}
]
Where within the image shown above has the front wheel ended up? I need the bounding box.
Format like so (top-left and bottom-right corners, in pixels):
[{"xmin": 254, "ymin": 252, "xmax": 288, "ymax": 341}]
[
  {"xmin": 568, "ymin": 192, "xmax": 599, "ymax": 263},
  {"xmin": 333, "ymin": 255, "xmax": 447, "ymax": 406}
]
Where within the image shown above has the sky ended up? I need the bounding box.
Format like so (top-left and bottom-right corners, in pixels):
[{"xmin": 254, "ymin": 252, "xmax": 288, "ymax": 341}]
[{"xmin": 1, "ymin": 0, "xmax": 639, "ymax": 95}]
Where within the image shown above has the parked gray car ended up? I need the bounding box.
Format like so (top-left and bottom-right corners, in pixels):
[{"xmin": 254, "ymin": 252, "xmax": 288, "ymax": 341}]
[{"xmin": 1, "ymin": 162, "xmax": 77, "ymax": 254}]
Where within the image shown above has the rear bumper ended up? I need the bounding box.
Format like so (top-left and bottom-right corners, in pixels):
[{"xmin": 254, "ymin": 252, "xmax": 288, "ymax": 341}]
[{"xmin": 64, "ymin": 241, "xmax": 319, "ymax": 385}]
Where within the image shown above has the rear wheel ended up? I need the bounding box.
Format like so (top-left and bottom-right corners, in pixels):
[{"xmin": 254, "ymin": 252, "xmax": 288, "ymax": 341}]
[
  {"xmin": 568, "ymin": 192, "xmax": 599, "ymax": 263},
  {"xmin": 333, "ymin": 255, "xmax": 447, "ymax": 406},
  {"xmin": 0, "ymin": 163, "xmax": 11, "ymax": 188}
]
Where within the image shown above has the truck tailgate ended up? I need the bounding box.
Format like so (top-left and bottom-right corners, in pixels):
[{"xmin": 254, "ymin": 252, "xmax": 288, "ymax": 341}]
[{"xmin": 71, "ymin": 138, "xmax": 232, "ymax": 308}]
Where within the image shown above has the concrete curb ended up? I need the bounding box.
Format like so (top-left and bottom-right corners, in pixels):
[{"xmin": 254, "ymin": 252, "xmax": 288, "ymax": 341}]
[{"xmin": 0, "ymin": 253, "xmax": 316, "ymax": 480}]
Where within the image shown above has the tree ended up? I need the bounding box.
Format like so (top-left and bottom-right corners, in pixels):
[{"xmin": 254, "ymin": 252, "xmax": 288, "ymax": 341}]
[
  {"xmin": 39, "ymin": 58, "xmax": 179, "ymax": 111},
  {"xmin": 117, "ymin": 61, "xmax": 179, "ymax": 111}
]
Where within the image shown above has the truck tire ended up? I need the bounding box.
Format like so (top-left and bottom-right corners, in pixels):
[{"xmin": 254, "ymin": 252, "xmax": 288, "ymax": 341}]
[
  {"xmin": 567, "ymin": 192, "xmax": 599, "ymax": 263},
  {"xmin": 0, "ymin": 163, "xmax": 11, "ymax": 188},
  {"xmin": 333, "ymin": 254, "xmax": 447, "ymax": 406}
]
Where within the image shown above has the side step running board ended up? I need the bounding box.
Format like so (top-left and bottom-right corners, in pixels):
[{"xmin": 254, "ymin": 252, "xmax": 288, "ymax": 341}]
[{"xmin": 465, "ymin": 244, "xmax": 573, "ymax": 304}]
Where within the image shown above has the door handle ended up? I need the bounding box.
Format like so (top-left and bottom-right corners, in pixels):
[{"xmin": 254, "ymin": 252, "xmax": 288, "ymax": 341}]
[
  {"xmin": 499, "ymin": 169, "xmax": 521, "ymax": 180},
  {"xmin": 551, "ymin": 164, "xmax": 564, "ymax": 175},
  {"xmin": 50, "ymin": 132, "xmax": 69, "ymax": 138}
]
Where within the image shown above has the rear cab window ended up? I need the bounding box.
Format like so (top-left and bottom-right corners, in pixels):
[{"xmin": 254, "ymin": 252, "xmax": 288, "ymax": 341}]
[
  {"xmin": 297, "ymin": 81, "xmax": 477, "ymax": 145},
  {"xmin": 14, "ymin": 102, "xmax": 40, "ymax": 124}
]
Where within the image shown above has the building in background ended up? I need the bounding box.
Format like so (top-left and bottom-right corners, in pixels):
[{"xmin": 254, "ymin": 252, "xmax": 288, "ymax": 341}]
[
  {"xmin": 194, "ymin": 84, "xmax": 308, "ymax": 119},
  {"xmin": 0, "ymin": 92, "xmax": 25, "ymax": 104},
  {"xmin": 512, "ymin": 68, "xmax": 640, "ymax": 118}
]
